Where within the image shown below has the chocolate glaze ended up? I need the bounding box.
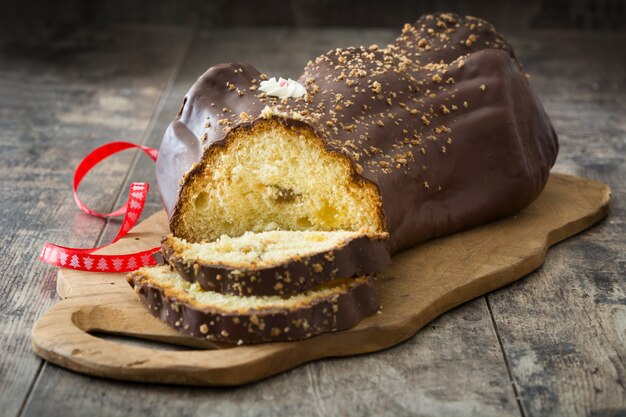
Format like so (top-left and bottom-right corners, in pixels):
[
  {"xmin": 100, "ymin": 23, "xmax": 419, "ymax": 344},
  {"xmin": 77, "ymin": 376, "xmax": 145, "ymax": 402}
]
[
  {"xmin": 156, "ymin": 63, "xmax": 264, "ymax": 216},
  {"xmin": 161, "ymin": 233, "xmax": 391, "ymax": 296},
  {"xmin": 156, "ymin": 12, "xmax": 558, "ymax": 253},
  {"xmin": 127, "ymin": 271, "xmax": 381, "ymax": 344}
]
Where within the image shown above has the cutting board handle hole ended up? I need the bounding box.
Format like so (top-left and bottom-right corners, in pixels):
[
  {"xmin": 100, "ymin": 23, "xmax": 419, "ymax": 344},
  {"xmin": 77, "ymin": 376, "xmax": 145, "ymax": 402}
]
[{"xmin": 87, "ymin": 331, "xmax": 219, "ymax": 351}]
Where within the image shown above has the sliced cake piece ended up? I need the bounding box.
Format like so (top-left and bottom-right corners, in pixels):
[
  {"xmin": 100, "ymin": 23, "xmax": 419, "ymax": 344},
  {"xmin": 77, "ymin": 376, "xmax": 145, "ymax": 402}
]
[
  {"xmin": 127, "ymin": 265, "xmax": 380, "ymax": 344},
  {"xmin": 161, "ymin": 230, "xmax": 390, "ymax": 296}
]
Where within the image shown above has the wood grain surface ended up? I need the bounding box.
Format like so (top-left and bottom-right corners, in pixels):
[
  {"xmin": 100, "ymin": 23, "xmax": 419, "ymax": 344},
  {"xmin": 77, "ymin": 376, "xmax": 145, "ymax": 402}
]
[
  {"xmin": 1, "ymin": 27, "xmax": 624, "ymax": 417},
  {"xmin": 31, "ymin": 173, "xmax": 610, "ymax": 386}
]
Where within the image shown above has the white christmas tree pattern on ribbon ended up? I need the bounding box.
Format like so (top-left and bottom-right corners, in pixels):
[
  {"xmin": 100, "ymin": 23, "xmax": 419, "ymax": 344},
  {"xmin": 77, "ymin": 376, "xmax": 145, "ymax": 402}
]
[{"xmin": 40, "ymin": 182, "xmax": 159, "ymax": 272}]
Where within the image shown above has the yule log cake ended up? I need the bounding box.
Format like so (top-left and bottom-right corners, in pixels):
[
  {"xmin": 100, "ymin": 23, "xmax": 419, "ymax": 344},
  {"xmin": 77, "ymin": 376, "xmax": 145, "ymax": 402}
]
[{"xmin": 128, "ymin": 12, "xmax": 558, "ymax": 344}]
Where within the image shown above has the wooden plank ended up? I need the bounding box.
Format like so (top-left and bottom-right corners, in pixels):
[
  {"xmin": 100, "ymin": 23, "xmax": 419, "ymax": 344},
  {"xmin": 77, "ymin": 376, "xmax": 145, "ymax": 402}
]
[
  {"xmin": 4, "ymin": 1, "xmax": 625, "ymax": 32},
  {"xmin": 305, "ymin": 299, "xmax": 520, "ymax": 417},
  {"xmin": 23, "ymin": 300, "xmax": 521, "ymax": 417},
  {"xmin": 20, "ymin": 28, "xmax": 527, "ymax": 416},
  {"xmin": 486, "ymin": 32, "xmax": 626, "ymax": 416},
  {"xmin": 0, "ymin": 26, "xmax": 191, "ymax": 417}
]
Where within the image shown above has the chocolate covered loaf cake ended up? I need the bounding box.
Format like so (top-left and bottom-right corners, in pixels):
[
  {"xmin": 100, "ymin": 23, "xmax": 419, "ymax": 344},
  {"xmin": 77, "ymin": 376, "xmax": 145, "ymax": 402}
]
[
  {"xmin": 134, "ymin": 12, "xmax": 559, "ymax": 343},
  {"xmin": 156, "ymin": 12, "xmax": 558, "ymax": 253}
]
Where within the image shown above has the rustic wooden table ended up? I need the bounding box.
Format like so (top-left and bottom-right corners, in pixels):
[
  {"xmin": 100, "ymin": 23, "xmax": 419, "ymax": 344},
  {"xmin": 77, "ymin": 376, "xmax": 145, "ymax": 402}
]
[{"xmin": 1, "ymin": 26, "xmax": 624, "ymax": 417}]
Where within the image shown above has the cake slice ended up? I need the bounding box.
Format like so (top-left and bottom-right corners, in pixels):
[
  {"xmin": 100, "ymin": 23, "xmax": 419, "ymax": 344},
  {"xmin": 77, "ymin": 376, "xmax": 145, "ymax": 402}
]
[
  {"xmin": 161, "ymin": 230, "xmax": 390, "ymax": 296},
  {"xmin": 128, "ymin": 265, "xmax": 380, "ymax": 344}
]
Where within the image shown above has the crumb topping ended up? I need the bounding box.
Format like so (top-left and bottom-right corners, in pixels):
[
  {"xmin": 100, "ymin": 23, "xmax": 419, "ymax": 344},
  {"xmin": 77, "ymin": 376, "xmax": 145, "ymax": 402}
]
[{"xmin": 189, "ymin": 13, "xmax": 516, "ymax": 182}]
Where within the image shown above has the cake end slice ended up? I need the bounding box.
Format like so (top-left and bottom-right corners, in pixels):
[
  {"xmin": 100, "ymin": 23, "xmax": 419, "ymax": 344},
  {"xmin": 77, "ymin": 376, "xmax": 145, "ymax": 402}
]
[{"xmin": 128, "ymin": 265, "xmax": 380, "ymax": 344}]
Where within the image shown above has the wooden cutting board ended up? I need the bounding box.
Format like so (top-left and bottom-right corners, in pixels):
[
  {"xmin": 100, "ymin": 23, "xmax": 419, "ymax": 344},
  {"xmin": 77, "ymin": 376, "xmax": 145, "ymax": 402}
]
[{"xmin": 31, "ymin": 173, "xmax": 610, "ymax": 385}]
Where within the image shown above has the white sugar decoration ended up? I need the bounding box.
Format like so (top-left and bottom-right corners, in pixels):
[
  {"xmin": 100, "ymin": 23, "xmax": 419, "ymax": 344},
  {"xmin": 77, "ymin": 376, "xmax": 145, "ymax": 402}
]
[{"xmin": 259, "ymin": 77, "xmax": 307, "ymax": 99}]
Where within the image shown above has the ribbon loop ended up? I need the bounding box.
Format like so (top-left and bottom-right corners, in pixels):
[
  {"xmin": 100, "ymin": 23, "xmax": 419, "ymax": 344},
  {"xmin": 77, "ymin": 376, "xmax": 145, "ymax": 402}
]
[
  {"xmin": 73, "ymin": 141, "xmax": 158, "ymax": 218},
  {"xmin": 40, "ymin": 142, "xmax": 161, "ymax": 272}
]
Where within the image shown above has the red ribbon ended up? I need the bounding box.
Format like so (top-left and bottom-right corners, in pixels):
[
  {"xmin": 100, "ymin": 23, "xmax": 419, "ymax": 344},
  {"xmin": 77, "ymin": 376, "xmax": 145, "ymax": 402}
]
[{"xmin": 40, "ymin": 142, "xmax": 161, "ymax": 272}]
